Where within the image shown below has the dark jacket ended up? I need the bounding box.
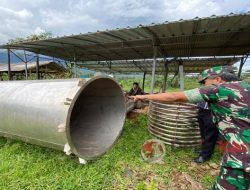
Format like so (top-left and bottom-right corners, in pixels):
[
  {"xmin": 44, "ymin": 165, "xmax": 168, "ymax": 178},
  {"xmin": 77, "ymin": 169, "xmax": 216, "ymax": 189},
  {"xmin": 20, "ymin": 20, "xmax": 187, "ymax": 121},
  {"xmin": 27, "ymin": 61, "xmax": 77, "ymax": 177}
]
[{"xmin": 128, "ymin": 87, "xmax": 144, "ymax": 96}]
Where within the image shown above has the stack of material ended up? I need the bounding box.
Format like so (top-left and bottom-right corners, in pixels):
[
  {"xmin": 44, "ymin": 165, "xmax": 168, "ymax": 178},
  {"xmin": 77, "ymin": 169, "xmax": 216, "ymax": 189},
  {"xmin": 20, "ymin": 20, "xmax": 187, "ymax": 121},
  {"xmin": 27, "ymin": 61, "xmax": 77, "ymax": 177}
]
[{"xmin": 148, "ymin": 101, "xmax": 201, "ymax": 147}]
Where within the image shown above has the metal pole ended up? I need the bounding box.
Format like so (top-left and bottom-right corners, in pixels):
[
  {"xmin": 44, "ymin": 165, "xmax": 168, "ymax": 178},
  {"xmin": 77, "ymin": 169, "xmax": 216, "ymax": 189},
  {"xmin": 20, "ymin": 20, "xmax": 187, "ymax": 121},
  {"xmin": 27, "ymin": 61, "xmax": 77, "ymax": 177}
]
[
  {"xmin": 142, "ymin": 72, "xmax": 146, "ymax": 91},
  {"xmin": 7, "ymin": 48, "xmax": 12, "ymax": 80},
  {"xmin": 150, "ymin": 46, "xmax": 157, "ymax": 93},
  {"xmin": 74, "ymin": 62, "xmax": 77, "ymax": 78},
  {"xmin": 238, "ymin": 55, "xmax": 248, "ymax": 78},
  {"xmin": 179, "ymin": 61, "xmax": 184, "ymax": 90},
  {"xmin": 70, "ymin": 62, "xmax": 73, "ymax": 78},
  {"xmin": 74, "ymin": 52, "xmax": 77, "ymax": 78},
  {"xmin": 163, "ymin": 61, "xmax": 169, "ymax": 92},
  {"xmin": 24, "ymin": 50, "xmax": 28, "ymax": 80},
  {"xmin": 36, "ymin": 54, "xmax": 40, "ymax": 79}
]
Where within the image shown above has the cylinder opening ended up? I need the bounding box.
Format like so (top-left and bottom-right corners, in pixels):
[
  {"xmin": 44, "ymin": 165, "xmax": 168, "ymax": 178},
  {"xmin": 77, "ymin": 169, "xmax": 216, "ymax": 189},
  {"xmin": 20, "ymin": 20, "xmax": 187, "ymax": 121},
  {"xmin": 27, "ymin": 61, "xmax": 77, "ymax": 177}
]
[{"xmin": 67, "ymin": 77, "xmax": 126, "ymax": 160}]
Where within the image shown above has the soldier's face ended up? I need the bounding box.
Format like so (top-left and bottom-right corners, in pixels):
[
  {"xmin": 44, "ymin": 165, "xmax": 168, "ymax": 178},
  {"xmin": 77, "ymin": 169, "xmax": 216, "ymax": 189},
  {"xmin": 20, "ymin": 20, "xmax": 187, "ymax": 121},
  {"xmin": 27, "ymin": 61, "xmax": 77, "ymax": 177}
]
[{"xmin": 204, "ymin": 77, "xmax": 223, "ymax": 86}]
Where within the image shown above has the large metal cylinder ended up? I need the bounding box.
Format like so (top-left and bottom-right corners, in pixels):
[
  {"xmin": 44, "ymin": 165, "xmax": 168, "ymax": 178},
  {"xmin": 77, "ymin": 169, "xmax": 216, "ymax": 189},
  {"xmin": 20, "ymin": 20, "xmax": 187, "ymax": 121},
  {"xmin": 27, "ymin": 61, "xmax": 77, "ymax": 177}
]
[
  {"xmin": 0, "ymin": 76, "xmax": 126, "ymax": 160},
  {"xmin": 148, "ymin": 101, "xmax": 201, "ymax": 147}
]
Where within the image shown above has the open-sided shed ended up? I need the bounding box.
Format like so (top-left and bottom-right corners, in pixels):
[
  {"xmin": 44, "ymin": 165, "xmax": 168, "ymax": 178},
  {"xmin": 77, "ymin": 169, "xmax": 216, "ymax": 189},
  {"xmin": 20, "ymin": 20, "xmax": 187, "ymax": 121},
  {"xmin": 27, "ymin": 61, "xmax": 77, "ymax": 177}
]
[
  {"xmin": 0, "ymin": 61, "xmax": 66, "ymax": 80},
  {"xmin": 0, "ymin": 12, "xmax": 249, "ymax": 90},
  {"xmin": 78, "ymin": 57, "xmax": 238, "ymax": 74}
]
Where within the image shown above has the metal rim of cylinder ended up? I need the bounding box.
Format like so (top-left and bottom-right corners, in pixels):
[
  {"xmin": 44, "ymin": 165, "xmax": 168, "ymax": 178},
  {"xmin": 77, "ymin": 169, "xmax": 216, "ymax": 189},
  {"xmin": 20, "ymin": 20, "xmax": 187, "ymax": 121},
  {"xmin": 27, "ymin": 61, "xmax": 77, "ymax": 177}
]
[{"xmin": 65, "ymin": 76, "xmax": 126, "ymax": 160}]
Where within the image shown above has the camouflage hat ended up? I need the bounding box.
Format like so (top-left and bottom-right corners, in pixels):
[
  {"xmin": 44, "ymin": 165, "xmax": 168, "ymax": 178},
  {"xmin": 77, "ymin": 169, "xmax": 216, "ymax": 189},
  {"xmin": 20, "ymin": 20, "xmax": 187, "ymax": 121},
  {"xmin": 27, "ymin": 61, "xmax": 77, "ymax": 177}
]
[{"xmin": 199, "ymin": 66, "xmax": 235, "ymax": 83}]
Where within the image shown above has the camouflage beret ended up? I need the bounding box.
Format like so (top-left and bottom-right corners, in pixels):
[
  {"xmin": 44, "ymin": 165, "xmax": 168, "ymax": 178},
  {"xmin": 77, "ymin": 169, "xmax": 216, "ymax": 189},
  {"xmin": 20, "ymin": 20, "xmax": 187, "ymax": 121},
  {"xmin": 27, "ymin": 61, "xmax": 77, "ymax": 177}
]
[{"xmin": 199, "ymin": 66, "xmax": 235, "ymax": 83}]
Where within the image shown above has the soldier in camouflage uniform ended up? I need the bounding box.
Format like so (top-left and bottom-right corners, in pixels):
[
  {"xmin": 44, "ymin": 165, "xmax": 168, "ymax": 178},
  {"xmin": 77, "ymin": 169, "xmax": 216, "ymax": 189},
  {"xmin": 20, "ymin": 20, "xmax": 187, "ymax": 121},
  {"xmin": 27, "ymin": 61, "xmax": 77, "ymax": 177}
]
[{"xmin": 129, "ymin": 66, "xmax": 250, "ymax": 189}]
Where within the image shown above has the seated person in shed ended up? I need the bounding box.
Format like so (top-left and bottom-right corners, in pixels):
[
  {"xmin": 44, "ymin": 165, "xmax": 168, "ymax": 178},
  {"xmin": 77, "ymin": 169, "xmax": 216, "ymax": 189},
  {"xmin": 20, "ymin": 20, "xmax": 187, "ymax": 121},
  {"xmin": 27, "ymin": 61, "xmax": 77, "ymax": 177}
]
[
  {"xmin": 128, "ymin": 82, "xmax": 144, "ymax": 96},
  {"xmin": 128, "ymin": 82, "xmax": 144, "ymax": 108}
]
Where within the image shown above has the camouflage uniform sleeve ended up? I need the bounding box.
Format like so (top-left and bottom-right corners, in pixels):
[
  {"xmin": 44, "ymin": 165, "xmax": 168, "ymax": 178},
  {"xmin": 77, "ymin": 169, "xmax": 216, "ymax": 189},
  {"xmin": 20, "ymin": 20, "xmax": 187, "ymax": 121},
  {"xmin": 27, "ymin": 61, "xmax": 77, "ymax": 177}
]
[
  {"xmin": 184, "ymin": 85, "xmax": 220, "ymax": 103},
  {"xmin": 184, "ymin": 88, "xmax": 204, "ymax": 103}
]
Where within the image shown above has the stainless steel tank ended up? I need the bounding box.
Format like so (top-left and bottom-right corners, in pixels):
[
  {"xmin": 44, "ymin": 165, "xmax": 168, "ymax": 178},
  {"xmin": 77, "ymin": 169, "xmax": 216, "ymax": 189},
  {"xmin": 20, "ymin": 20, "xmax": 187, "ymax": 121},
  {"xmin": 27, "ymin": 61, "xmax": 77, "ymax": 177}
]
[
  {"xmin": 148, "ymin": 101, "xmax": 201, "ymax": 147},
  {"xmin": 0, "ymin": 76, "xmax": 126, "ymax": 161}
]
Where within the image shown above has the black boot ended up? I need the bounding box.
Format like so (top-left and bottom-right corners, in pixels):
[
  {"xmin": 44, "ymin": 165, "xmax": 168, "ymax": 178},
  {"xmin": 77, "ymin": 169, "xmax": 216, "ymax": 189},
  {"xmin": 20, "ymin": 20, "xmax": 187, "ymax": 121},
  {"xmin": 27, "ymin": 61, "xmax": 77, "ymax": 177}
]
[{"xmin": 193, "ymin": 154, "xmax": 211, "ymax": 164}]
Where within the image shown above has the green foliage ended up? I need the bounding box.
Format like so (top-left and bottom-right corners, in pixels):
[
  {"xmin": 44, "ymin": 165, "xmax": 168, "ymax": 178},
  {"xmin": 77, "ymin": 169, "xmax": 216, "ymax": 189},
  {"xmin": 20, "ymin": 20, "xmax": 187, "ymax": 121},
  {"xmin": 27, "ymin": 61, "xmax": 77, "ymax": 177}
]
[
  {"xmin": 0, "ymin": 115, "xmax": 220, "ymax": 189},
  {"xmin": 117, "ymin": 75, "xmax": 200, "ymax": 93},
  {"xmin": 8, "ymin": 31, "xmax": 53, "ymax": 44}
]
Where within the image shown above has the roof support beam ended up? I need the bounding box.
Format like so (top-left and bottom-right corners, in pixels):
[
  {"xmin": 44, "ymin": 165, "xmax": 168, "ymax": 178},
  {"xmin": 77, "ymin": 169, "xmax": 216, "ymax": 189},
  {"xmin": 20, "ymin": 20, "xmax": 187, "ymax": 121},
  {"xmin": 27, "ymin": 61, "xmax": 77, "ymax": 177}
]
[
  {"xmin": 238, "ymin": 54, "xmax": 249, "ymax": 78},
  {"xmin": 9, "ymin": 49, "xmax": 26, "ymax": 63}
]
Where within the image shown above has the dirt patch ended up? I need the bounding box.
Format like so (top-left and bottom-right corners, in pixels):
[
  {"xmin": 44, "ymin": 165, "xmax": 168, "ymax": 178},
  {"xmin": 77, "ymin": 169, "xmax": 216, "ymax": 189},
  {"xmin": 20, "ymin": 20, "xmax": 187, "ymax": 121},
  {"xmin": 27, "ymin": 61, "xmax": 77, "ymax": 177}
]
[
  {"xmin": 168, "ymin": 171, "xmax": 203, "ymax": 190},
  {"xmin": 111, "ymin": 163, "xmax": 168, "ymax": 190}
]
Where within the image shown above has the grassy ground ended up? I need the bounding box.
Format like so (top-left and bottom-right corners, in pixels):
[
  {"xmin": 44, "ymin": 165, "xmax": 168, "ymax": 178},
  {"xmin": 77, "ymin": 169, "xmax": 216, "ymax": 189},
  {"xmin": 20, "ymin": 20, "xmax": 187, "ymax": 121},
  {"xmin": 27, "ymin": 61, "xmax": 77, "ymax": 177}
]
[{"xmin": 0, "ymin": 115, "xmax": 221, "ymax": 190}]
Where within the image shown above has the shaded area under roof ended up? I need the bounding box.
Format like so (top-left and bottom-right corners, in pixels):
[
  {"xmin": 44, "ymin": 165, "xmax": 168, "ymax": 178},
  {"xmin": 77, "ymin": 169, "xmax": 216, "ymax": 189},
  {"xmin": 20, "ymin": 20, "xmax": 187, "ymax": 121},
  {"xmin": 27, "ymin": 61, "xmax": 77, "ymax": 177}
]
[
  {"xmin": 78, "ymin": 58, "xmax": 238, "ymax": 74},
  {"xmin": 0, "ymin": 12, "xmax": 249, "ymax": 63},
  {"xmin": 0, "ymin": 61, "xmax": 66, "ymax": 73}
]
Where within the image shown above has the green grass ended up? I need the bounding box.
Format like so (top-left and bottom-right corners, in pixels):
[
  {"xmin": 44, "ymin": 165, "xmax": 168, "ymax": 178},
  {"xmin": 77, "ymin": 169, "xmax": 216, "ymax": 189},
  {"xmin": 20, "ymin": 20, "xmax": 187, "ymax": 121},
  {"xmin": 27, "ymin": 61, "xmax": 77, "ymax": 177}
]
[
  {"xmin": 117, "ymin": 75, "xmax": 200, "ymax": 93},
  {"xmin": 0, "ymin": 115, "xmax": 221, "ymax": 190}
]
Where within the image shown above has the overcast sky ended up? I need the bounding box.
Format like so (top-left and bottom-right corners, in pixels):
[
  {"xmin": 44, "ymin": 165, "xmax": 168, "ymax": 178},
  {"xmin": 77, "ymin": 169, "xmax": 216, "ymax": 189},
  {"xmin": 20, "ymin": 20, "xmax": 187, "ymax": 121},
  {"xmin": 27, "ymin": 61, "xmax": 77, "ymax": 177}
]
[
  {"xmin": 0, "ymin": 0, "xmax": 250, "ymax": 44},
  {"xmin": 0, "ymin": 0, "xmax": 249, "ymax": 69}
]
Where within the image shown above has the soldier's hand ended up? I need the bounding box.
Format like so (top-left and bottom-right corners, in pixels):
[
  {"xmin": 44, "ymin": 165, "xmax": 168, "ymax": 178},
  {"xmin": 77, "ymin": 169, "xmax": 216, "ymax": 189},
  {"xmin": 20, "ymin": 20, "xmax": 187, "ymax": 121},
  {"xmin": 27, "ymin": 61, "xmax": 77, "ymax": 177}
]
[{"xmin": 128, "ymin": 95, "xmax": 145, "ymax": 102}]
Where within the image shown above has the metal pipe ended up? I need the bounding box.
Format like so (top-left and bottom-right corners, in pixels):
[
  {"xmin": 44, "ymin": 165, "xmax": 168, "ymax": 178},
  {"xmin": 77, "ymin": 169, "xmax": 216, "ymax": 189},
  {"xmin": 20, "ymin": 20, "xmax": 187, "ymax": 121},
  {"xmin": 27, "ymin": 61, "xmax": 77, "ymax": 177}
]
[{"xmin": 0, "ymin": 76, "xmax": 126, "ymax": 160}]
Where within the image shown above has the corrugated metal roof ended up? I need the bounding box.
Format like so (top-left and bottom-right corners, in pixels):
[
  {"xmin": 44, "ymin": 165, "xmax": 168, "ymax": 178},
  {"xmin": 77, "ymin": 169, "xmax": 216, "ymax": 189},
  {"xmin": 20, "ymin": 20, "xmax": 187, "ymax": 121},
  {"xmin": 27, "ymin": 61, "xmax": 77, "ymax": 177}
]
[
  {"xmin": 79, "ymin": 58, "xmax": 238, "ymax": 74},
  {"xmin": 0, "ymin": 61, "xmax": 66, "ymax": 73},
  {"xmin": 0, "ymin": 12, "xmax": 249, "ymax": 63}
]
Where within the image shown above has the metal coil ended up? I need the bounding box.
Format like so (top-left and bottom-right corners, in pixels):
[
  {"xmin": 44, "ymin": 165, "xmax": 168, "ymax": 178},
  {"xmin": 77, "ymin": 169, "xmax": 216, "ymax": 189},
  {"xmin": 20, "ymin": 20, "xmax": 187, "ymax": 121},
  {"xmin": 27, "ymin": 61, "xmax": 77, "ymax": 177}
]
[{"xmin": 148, "ymin": 101, "xmax": 201, "ymax": 147}]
